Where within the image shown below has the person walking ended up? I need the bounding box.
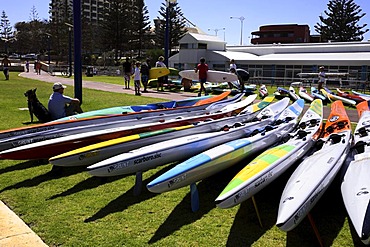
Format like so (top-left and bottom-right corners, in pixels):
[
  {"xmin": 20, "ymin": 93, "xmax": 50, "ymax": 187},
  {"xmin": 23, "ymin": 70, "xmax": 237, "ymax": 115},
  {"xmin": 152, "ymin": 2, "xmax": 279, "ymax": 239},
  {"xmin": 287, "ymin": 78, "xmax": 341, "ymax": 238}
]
[
  {"xmin": 1, "ymin": 55, "xmax": 11, "ymax": 80},
  {"xmin": 155, "ymin": 56, "xmax": 166, "ymax": 91},
  {"xmin": 195, "ymin": 57, "xmax": 209, "ymax": 97},
  {"xmin": 122, "ymin": 57, "xmax": 132, "ymax": 89},
  {"xmin": 133, "ymin": 61, "xmax": 142, "ymax": 96},
  {"xmin": 140, "ymin": 58, "xmax": 151, "ymax": 93}
]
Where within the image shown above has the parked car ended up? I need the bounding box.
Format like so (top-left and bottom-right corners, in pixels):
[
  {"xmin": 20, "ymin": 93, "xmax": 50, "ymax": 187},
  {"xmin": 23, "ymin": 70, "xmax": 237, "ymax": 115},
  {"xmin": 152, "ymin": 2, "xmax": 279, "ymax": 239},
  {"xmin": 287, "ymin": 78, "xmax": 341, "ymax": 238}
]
[
  {"xmin": 23, "ymin": 53, "xmax": 37, "ymax": 60},
  {"xmin": 8, "ymin": 53, "xmax": 20, "ymax": 59}
]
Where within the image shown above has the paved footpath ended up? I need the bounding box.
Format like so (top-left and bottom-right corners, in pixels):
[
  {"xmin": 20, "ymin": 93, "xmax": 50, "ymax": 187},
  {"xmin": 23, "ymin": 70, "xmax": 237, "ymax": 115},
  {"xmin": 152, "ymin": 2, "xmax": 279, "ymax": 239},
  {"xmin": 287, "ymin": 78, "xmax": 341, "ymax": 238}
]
[
  {"xmin": 0, "ymin": 201, "xmax": 48, "ymax": 247},
  {"xmin": 0, "ymin": 71, "xmax": 360, "ymax": 246},
  {"xmin": 19, "ymin": 71, "xmax": 198, "ymax": 101},
  {"xmin": 17, "ymin": 71, "xmax": 361, "ymax": 122}
]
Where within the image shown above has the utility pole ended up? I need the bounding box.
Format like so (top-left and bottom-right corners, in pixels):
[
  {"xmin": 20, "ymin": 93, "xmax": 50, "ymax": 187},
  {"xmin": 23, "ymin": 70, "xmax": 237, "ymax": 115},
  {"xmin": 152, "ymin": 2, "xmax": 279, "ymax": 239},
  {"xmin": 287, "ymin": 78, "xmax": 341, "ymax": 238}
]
[{"xmin": 230, "ymin": 16, "xmax": 245, "ymax": 45}]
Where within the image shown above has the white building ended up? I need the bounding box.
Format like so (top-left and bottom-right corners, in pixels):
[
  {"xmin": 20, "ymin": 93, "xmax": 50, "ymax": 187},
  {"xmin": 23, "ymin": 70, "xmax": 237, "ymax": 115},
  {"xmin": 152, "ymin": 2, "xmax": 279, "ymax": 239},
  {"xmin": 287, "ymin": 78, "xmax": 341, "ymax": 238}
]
[{"xmin": 170, "ymin": 33, "xmax": 370, "ymax": 86}]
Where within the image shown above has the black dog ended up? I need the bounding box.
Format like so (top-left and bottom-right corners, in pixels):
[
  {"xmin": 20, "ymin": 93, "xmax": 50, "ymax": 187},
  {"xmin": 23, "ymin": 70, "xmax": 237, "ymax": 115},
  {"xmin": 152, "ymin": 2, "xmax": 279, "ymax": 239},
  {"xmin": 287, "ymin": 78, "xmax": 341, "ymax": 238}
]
[{"xmin": 24, "ymin": 88, "xmax": 51, "ymax": 123}]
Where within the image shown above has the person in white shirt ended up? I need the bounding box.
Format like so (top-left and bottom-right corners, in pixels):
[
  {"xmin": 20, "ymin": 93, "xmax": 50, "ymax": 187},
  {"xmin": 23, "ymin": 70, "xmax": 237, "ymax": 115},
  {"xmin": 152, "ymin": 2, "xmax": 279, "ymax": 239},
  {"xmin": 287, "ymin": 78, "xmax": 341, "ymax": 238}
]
[
  {"xmin": 229, "ymin": 59, "xmax": 239, "ymax": 90},
  {"xmin": 155, "ymin": 56, "xmax": 166, "ymax": 91},
  {"xmin": 133, "ymin": 61, "xmax": 141, "ymax": 96},
  {"xmin": 229, "ymin": 59, "xmax": 237, "ymax": 71},
  {"xmin": 318, "ymin": 66, "xmax": 326, "ymax": 90},
  {"xmin": 48, "ymin": 82, "xmax": 83, "ymax": 120}
]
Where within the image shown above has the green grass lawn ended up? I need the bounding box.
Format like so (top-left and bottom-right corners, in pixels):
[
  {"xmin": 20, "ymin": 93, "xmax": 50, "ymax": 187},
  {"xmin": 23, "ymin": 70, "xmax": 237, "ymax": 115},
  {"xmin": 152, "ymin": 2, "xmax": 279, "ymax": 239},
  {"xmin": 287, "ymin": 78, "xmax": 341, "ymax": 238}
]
[{"xmin": 0, "ymin": 72, "xmax": 363, "ymax": 246}]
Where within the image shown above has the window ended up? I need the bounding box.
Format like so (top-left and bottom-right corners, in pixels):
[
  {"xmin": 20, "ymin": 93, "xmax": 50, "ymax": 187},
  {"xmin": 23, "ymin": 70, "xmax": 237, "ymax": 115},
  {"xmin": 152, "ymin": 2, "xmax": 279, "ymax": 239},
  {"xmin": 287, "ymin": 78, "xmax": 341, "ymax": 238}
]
[
  {"xmin": 180, "ymin": 44, "xmax": 188, "ymax": 49},
  {"xmin": 213, "ymin": 64, "xmax": 226, "ymax": 71},
  {"xmin": 198, "ymin": 43, "xmax": 207, "ymax": 49},
  {"xmin": 302, "ymin": 65, "xmax": 313, "ymax": 73},
  {"xmin": 193, "ymin": 43, "xmax": 198, "ymax": 49}
]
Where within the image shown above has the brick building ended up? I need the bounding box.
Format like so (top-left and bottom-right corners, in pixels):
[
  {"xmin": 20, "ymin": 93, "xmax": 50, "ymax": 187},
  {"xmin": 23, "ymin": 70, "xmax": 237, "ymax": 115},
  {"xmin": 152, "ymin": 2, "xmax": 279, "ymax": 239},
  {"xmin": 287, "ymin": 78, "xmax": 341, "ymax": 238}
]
[{"xmin": 251, "ymin": 24, "xmax": 311, "ymax": 44}]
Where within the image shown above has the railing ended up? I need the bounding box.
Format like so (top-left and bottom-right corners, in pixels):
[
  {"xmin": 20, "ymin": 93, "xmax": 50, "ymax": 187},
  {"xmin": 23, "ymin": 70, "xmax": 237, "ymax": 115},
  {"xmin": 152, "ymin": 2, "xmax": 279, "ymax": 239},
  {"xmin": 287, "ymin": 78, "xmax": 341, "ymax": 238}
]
[{"xmin": 247, "ymin": 76, "xmax": 367, "ymax": 91}]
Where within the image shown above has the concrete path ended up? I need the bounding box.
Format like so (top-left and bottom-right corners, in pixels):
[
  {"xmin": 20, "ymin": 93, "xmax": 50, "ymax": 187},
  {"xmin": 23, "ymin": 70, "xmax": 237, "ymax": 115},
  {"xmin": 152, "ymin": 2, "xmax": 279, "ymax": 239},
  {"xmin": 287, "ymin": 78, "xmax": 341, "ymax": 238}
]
[
  {"xmin": 18, "ymin": 71, "xmax": 198, "ymax": 101},
  {"xmin": 0, "ymin": 201, "xmax": 48, "ymax": 247},
  {"xmin": 17, "ymin": 71, "xmax": 361, "ymax": 122}
]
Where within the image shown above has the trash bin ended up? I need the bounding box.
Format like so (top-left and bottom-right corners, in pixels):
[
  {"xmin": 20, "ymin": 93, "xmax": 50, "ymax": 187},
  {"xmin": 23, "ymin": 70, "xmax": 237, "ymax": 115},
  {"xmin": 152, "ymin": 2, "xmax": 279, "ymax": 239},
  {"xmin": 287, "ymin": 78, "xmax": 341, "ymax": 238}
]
[{"xmin": 86, "ymin": 66, "xmax": 94, "ymax": 77}]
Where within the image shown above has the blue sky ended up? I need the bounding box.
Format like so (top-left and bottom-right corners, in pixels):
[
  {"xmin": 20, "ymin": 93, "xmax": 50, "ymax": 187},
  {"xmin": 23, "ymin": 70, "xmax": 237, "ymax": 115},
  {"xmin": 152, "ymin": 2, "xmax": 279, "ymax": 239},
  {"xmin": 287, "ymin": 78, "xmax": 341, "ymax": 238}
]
[{"xmin": 2, "ymin": 0, "xmax": 370, "ymax": 45}]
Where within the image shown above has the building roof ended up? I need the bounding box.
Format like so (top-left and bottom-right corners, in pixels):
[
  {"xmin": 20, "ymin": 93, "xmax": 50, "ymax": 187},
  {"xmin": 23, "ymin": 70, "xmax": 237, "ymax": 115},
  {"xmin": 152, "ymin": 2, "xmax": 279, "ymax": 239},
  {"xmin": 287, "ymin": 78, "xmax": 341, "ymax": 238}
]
[
  {"xmin": 213, "ymin": 50, "xmax": 370, "ymax": 65},
  {"xmin": 179, "ymin": 33, "xmax": 225, "ymax": 44},
  {"xmin": 213, "ymin": 51, "xmax": 258, "ymax": 60},
  {"xmin": 171, "ymin": 33, "xmax": 370, "ymax": 67},
  {"xmin": 186, "ymin": 26, "xmax": 207, "ymax": 35}
]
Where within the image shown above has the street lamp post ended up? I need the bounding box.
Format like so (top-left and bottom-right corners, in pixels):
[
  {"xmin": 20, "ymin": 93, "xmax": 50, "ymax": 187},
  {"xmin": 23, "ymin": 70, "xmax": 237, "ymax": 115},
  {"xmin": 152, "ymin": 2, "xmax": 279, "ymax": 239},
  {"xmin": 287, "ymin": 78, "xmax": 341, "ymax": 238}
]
[
  {"xmin": 164, "ymin": 0, "xmax": 177, "ymax": 67},
  {"xmin": 65, "ymin": 23, "xmax": 73, "ymax": 77},
  {"xmin": 45, "ymin": 33, "xmax": 52, "ymax": 64},
  {"xmin": 73, "ymin": 0, "xmax": 82, "ymax": 103},
  {"xmin": 230, "ymin": 16, "xmax": 245, "ymax": 45},
  {"xmin": 208, "ymin": 28, "xmax": 226, "ymax": 41}
]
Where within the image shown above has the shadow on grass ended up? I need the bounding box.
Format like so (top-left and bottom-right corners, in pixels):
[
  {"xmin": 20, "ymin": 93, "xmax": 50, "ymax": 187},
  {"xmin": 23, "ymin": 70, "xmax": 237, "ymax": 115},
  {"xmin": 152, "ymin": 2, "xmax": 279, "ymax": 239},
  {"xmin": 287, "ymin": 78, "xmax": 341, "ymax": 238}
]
[
  {"xmin": 0, "ymin": 165, "xmax": 86, "ymax": 193},
  {"xmin": 226, "ymin": 167, "xmax": 290, "ymax": 246},
  {"xmin": 84, "ymin": 165, "xmax": 176, "ymax": 223},
  {"xmin": 148, "ymin": 161, "xmax": 249, "ymax": 244},
  {"xmin": 47, "ymin": 175, "xmax": 126, "ymax": 200},
  {"xmin": 22, "ymin": 120, "xmax": 44, "ymax": 125},
  {"xmin": 0, "ymin": 159, "xmax": 48, "ymax": 175},
  {"xmin": 148, "ymin": 178, "xmax": 220, "ymax": 243},
  {"xmin": 285, "ymin": 176, "xmax": 348, "ymax": 246},
  {"xmin": 223, "ymin": 158, "xmax": 349, "ymax": 246},
  {"xmin": 348, "ymin": 219, "xmax": 367, "ymax": 246},
  {"xmin": 227, "ymin": 201, "xmax": 271, "ymax": 246}
]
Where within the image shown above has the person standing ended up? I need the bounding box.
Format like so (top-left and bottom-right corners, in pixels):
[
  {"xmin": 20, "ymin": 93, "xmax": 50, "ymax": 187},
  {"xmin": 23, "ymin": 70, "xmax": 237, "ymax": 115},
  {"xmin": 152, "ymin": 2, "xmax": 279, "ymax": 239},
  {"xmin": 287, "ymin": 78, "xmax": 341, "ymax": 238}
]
[
  {"xmin": 229, "ymin": 59, "xmax": 237, "ymax": 71},
  {"xmin": 229, "ymin": 59, "xmax": 242, "ymax": 90},
  {"xmin": 155, "ymin": 56, "xmax": 166, "ymax": 91},
  {"xmin": 122, "ymin": 57, "xmax": 132, "ymax": 89},
  {"xmin": 318, "ymin": 66, "xmax": 326, "ymax": 90},
  {"xmin": 140, "ymin": 58, "xmax": 151, "ymax": 93},
  {"xmin": 25, "ymin": 60, "xmax": 30, "ymax": 72},
  {"xmin": 48, "ymin": 82, "xmax": 83, "ymax": 120},
  {"xmin": 35, "ymin": 59, "xmax": 41, "ymax": 75},
  {"xmin": 133, "ymin": 61, "xmax": 142, "ymax": 96},
  {"xmin": 195, "ymin": 57, "xmax": 209, "ymax": 97},
  {"xmin": 1, "ymin": 55, "xmax": 11, "ymax": 80}
]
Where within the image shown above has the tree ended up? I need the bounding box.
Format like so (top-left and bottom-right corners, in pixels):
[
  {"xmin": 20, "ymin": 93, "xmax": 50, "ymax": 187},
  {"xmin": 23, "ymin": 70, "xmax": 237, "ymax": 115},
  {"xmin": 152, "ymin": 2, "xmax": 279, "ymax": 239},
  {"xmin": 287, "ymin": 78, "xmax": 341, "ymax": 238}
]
[
  {"xmin": 48, "ymin": 0, "xmax": 73, "ymax": 63},
  {"xmin": 100, "ymin": 0, "xmax": 129, "ymax": 62},
  {"xmin": 0, "ymin": 11, "xmax": 14, "ymax": 54},
  {"xmin": 155, "ymin": 1, "xmax": 186, "ymax": 55},
  {"xmin": 29, "ymin": 5, "xmax": 40, "ymax": 22},
  {"xmin": 131, "ymin": 0, "xmax": 152, "ymax": 58},
  {"xmin": 315, "ymin": 0, "xmax": 369, "ymax": 42},
  {"xmin": 13, "ymin": 20, "xmax": 49, "ymax": 55},
  {"xmin": 100, "ymin": 0, "xmax": 152, "ymax": 62}
]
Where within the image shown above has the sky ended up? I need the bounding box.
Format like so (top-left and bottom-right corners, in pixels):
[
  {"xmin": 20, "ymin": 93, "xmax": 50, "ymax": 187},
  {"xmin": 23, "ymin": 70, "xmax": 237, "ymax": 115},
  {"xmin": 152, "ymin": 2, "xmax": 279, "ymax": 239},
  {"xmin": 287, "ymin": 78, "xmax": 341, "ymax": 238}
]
[{"xmin": 2, "ymin": 0, "xmax": 370, "ymax": 45}]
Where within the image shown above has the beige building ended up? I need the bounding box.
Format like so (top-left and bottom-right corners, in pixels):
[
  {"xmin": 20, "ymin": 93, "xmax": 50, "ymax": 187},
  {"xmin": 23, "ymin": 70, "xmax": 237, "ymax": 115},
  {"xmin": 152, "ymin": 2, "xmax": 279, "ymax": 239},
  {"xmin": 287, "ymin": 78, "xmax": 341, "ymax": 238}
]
[{"xmin": 50, "ymin": 0, "xmax": 109, "ymax": 24}]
